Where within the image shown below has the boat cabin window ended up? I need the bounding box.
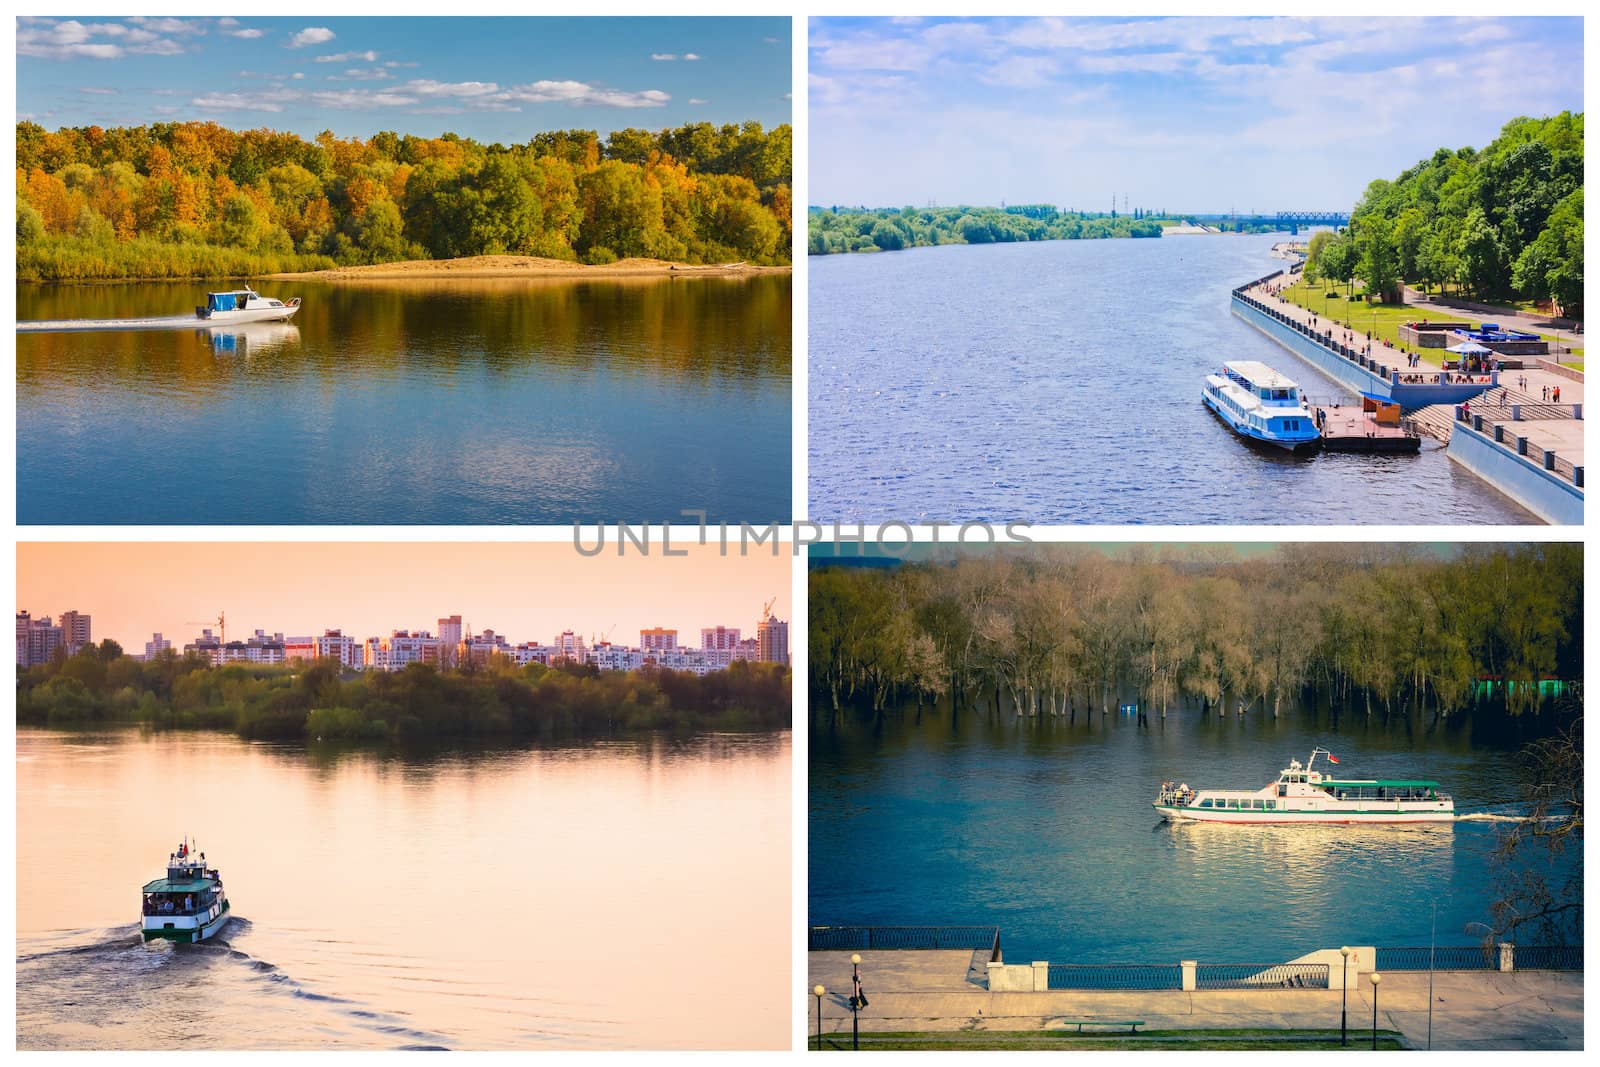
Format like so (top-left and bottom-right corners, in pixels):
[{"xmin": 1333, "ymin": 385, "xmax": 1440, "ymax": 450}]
[
  {"xmin": 1198, "ymin": 798, "xmax": 1213, "ymax": 809},
  {"xmin": 1264, "ymin": 800, "xmax": 1276, "ymax": 810}
]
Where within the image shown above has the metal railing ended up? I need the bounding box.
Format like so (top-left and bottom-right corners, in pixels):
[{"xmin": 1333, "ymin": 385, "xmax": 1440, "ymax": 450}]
[
  {"xmin": 1510, "ymin": 945, "xmax": 1583, "ymax": 971},
  {"xmin": 1376, "ymin": 945, "xmax": 1498, "ymax": 971},
  {"xmin": 1047, "ymin": 964, "xmax": 1182, "ymax": 990},
  {"xmin": 1195, "ymin": 963, "xmax": 1330, "ymax": 989},
  {"xmin": 809, "ymin": 925, "xmax": 1002, "ymax": 960}
]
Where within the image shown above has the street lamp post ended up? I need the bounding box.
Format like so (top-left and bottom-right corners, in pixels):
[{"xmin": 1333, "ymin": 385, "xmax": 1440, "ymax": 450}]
[
  {"xmin": 1429, "ymin": 901, "xmax": 1438, "ymax": 1050},
  {"xmin": 850, "ymin": 954, "xmax": 863, "ymax": 1051},
  {"xmin": 1339, "ymin": 946, "xmax": 1352, "ymax": 1046},
  {"xmin": 813, "ymin": 984, "xmax": 825, "ymax": 1051},
  {"xmin": 1370, "ymin": 972, "xmax": 1382, "ymax": 1050}
]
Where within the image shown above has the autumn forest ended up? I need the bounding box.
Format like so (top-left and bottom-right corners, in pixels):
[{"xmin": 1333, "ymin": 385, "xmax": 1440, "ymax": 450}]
[{"xmin": 15, "ymin": 119, "xmax": 792, "ymax": 280}]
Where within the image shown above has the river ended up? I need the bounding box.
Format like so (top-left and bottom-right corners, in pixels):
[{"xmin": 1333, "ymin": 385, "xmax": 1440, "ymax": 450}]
[
  {"xmin": 16, "ymin": 275, "xmax": 790, "ymax": 524},
  {"xmin": 809, "ymin": 702, "xmax": 1571, "ymax": 964},
  {"xmin": 17, "ymin": 728, "xmax": 790, "ymax": 1050},
  {"xmin": 808, "ymin": 236, "xmax": 1534, "ymax": 523}
]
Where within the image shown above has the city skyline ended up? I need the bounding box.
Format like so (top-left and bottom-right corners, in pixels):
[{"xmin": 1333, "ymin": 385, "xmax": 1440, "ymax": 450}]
[
  {"xmin": 17, "ymin": 542, "xmax": 791, "ymax": 652},
  {"xmin": 810, "ymin": 15, "xmax": 1584, "ymax": 210},
  {"xmin": 19, "ymin": 16, "xmax": 792, "ymax": 140}
]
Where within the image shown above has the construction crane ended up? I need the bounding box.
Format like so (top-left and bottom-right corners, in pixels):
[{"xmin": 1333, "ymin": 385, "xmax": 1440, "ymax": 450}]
[
  {"xmin": 762, "ymin": 597, "xmax": 776, "ymax": 620},
  {"xmin": 182, "ymin": 612, "xmax": 225, "ymax": 642}
]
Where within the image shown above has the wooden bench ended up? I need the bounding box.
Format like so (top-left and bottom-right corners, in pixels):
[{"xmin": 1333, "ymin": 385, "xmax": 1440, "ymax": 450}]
[{"xmin": 1056, "ymin": 1020, "xmax": 1145, "ymax": 1033}]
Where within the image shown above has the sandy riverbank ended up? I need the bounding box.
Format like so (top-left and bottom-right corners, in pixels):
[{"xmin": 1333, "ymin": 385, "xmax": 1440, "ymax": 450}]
[{"xmin": 266, "ymin": 254, "xmax": 790, "ymax": 281}]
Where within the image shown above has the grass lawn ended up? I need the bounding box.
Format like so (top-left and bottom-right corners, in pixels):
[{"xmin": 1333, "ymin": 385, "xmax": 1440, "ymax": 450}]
[
  {"xmin": 813, "ymin": 1028, "xmax": 1408, "ymax": 1050},
  {"xmin": 1280, "ymin": 279, "xmax": 1583, "ymax": 365}
]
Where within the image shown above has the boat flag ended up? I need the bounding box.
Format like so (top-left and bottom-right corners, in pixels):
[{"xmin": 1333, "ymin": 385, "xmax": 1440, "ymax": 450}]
[{"xmin": 1327, "ymin": 754, "xmax": 1340, "ymax": 764}]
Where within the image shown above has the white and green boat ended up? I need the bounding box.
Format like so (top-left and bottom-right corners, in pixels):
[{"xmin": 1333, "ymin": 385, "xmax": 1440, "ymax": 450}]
[
  {"xmin": 140, "ymin": 840, "xmax": 231, "ymax": 944},
  {"xmin": 1154, "ymin": 749, "xmax": 1454, "ymax": 824}
]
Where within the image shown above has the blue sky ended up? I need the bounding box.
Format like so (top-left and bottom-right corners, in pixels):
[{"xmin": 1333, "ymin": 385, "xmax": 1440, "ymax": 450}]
[
  {"xmin": 810, "ymin": 16, "xmax": 1584, "ymax": 212},
  {"xmin": 18, "ymin": 16, "xmax": 791, "ymax": 140}
]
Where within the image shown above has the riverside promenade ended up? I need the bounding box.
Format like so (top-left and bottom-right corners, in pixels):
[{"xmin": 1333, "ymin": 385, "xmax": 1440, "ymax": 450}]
[
  {"xmin": 808, "ymin": 950, "xmax": 1582, "ymax": 1050},
  {"xmin": 1236, "ymin": 272, "xmax": 1583, "ymax": 523},
  {"xmin": 1243, "ymin": 276, "xmax": 1585, "ymax": 418}
]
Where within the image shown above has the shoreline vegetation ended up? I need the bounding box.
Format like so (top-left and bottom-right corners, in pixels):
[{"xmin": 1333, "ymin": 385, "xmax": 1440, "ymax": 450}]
[
  {"xmin": 1299, "ymin": 112, "xmax": 1583, "ymax": 320},
  {"xmin": 16, "ymin": 651, "xmax": 791, "ymax": 742},
  {"xmin": 16, "ymin": 118, "xmax": 791, "ymax": 282},
  {"xmin": 265, "ymin": 253, "xmax": 790, "ymax": 281},
  {"xmin": 807, "ymin": 204, "xmax": 1278, "ymax": 255},
  {"xmin": 810, "ymin": 544, "xmax": 1581, "ymax": 724}
]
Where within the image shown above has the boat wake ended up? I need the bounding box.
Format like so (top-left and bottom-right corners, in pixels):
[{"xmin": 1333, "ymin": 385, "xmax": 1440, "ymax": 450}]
[
  {"xmin": 16, "ymin": 919, "xmax": 453, "ymax": 1050},
  {"xmin": 1454, "ymin": 812, "xmax": 1544, "ymax": 823},
  {"xmin": 16, "ymin": 315, "xmax": 207, "ymax": 333}
]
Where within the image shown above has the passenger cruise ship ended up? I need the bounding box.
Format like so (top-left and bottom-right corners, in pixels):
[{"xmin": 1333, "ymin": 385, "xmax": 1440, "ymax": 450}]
[
  {"xmin": 1154, "ymin": 750, "xmax": 1454, "ymax": 824},
  {"xmin": 1202, "ymin": 360, "xmax": 1321, "ymax": 452},
  {"xmin": 140, "ymin": 839, "xmax": 232, "ymax": 943}
]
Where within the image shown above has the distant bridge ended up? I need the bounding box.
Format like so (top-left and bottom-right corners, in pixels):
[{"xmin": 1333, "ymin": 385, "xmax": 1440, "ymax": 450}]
[{"xmin": 1187, "ymin": 211, "xmax": 1349, "ymax": 234}]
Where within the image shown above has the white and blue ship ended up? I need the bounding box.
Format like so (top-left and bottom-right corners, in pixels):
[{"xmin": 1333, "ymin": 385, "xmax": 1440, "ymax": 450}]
[{"xmin": 1202, "ymin": 360, "xmax": 1321, "ymax": 453}]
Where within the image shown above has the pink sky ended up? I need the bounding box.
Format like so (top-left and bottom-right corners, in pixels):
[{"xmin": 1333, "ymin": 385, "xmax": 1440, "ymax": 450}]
[{"xmin": 18, "ymin": 541, "xmax": 792, "ymax": 650}]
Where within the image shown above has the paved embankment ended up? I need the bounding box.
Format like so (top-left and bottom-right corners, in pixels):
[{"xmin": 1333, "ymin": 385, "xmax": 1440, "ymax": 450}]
[
  {"xmin": 1238, "ymin": 272, "xmax": 1583, "ymax": 522},
  {"xmin": 807, "ymin": 951, "xmax": 1583, "ymax": 1050}
]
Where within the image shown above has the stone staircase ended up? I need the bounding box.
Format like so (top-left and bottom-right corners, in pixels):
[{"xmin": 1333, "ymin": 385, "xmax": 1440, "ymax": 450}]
[
  {"xmin": 1406, "ymin": 385, "xmax": 1579, "ymax": 445},
  {"xmin": 1405, "ymin": 404, "xmax": 1457, "ymax": 443}
]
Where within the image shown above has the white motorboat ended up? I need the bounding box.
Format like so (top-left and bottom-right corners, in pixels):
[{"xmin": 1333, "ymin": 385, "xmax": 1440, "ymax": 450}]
[{"xmin": 195, "ymin": 287, "xmax": 301, "ymax": 324}]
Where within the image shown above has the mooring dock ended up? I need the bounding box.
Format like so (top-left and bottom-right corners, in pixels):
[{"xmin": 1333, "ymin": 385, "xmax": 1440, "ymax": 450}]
[{"xmin": 1314, "ymin": 400, "xmax": 1421, "ymax": 454}]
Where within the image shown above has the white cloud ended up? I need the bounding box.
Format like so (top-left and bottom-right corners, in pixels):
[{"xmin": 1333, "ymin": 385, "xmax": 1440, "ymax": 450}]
[
  {"xmin": 287, "ymin": 27, "xmax": 335, "ymax": 49},
  {"xmin": 127, "ymin": 17, "xmax": 199, "ymax": 35},
  {"xmin": 191, "ymin": 90, "xmax": 295, "ymax": 113},
  {"xmin": 292, "ymin": 72, "xmax": 305, "ymax": 80},
  {"xmin": 980, "ymin": 54, "xmax": 1060, "ymax": 88},
  {"xmin": 310, "ymin": 89, "xmax": 420, "ymax": 109},
  {"xmin": 328, "ymin": 68, "xmax": 392, "ymax": 82},
  {"xmin": 403, "ymin": 78, "xmax": 670, "ymax": 110},
  {"xmin": 683, "ymin": 53, "xmax": 700, "ymax": 61},
  {"xmin": 408, "ymin": 79, "xmax": 503, "ymax": 98},
  {"xmin": 227, "ymin": 28, "xmax": 265, "ymax": 40},
  {"xmin": 315, "ymin": 50, "xmax": 379, "ymax": 63},
  {"xmin": 498, "ymin": 80, "xmax": 670, "ymax": 108},
  {"xmin": 651, "ymin": 53, "xmax": 678, "ymax": 61},
  {"xmin": 16, "ymin": 18, "xmax": 186, "ymax": 59},
  {"xmin": 79, "ymin": 86, "xmax": 119, "ymax": 95},
  {"xmin": 689, "ymin": 97, "xmax": 708, "ymax": 105}
]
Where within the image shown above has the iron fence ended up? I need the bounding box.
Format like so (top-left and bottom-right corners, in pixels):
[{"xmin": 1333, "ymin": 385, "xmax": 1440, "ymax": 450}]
[
  {"xmin": 1375, "ymin": 945, "xmax": 1498, "ymax": 971},
  {"xmin": 1047, "ymin": 964, "xmax": 1182, "ymax": 990},
  {"xmin": 808, "ymin": 925, "xmax": 1001, "ymax": 959},
  {"xmin": 1512, "ymin": 945, "xmax": 1583, "ymax": 971},
  {"xmin": 1195, "ymin": 963, "xmax": 1330, "ymax": 989}
]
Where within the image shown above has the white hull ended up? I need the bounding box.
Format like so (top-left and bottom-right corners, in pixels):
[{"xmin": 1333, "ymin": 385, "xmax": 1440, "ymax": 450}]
[
  {"xmin": 1202, "ymin": 389, "xmax": 1320, "ymax": 451},
  {"xmin": 200, "ymin": 306, "xmax": 300, "ymax": 325},
  {"xmin": 142, "ymin": 899, "xmax": 231, "ymax": 942},
  {"xmin": 1157, "ymin": 804, "xmax": 1454, "ymax": 824}
]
